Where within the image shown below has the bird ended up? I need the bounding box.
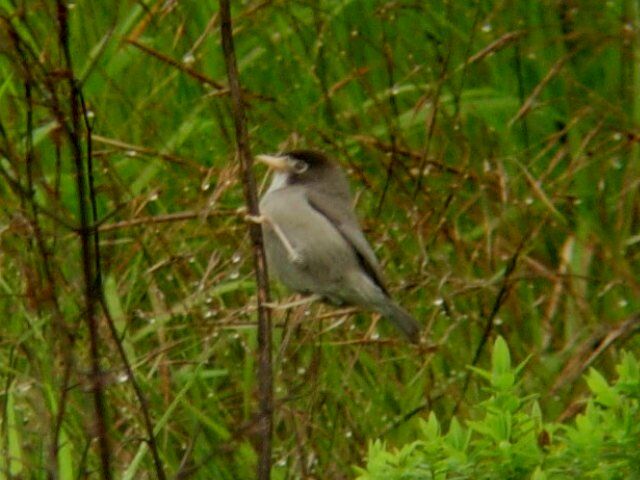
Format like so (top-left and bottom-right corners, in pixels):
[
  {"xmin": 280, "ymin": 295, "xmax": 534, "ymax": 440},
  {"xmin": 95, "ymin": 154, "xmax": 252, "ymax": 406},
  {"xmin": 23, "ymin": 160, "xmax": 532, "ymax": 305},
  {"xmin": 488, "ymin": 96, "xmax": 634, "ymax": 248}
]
[{"xmin": 250, "ymin": 149, "xmax": 421, "ymax": 343}]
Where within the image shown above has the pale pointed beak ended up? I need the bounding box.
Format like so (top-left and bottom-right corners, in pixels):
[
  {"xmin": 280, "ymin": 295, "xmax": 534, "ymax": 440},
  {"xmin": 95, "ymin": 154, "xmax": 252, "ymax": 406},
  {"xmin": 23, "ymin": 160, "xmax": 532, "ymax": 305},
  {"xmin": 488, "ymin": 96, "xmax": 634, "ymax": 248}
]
[{"xmin": 256, "ymin": 154, "xmax": 290, "ymax": 171}]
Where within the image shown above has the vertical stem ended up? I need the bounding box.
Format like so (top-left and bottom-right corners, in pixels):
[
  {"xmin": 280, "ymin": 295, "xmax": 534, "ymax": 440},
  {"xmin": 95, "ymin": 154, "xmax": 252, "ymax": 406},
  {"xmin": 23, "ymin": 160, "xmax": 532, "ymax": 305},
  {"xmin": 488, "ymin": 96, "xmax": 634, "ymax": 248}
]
[
  {"xmin": 55, "ymin": 2, "xmax": 112, "ymax": 478},
  {"xmin": 376, "ymin": 20, "xmax": 400, "ymax": 217},
  {"xmin": 218, "ymin": 2, "xmax": 273, "ymax": 479}
]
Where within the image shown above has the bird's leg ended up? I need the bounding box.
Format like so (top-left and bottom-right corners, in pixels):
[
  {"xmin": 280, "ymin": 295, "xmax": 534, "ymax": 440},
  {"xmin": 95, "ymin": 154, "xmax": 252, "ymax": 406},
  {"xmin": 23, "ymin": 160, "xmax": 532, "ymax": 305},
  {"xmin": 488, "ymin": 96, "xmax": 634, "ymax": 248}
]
[
  {"xmin": 264, "ymin": 294, "xmax": 322, "ymax": 310},
  {"xmin": 245, "ymin": 213, "xmax": 303, "ymax": 264}
]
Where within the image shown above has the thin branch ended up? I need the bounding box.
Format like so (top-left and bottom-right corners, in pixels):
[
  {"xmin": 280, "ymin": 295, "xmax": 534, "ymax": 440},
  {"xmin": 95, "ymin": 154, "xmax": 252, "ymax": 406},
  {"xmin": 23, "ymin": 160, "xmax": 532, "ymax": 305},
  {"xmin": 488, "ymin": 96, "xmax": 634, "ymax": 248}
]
[
  {"xmin": 5, "ymin": 15, "xmax": 79, "ymax": 478},
  {"xmin": 99, "ymin": 297, "xmax": 167, "ymax": 480},
  {"xmin": 98, "ymin": 209, "xmax": 230, "ymax": 232},
  {"xmin": 509, "ymin": 53, "xmax": 572, "ymax": 126},
  {"xmin": 550, "ymin": 313, "xmax": 640, "ymax": 396},
  {"xmin": 126, "ymin": 38, "xmax": 225, "ymax": 90},
  {"xmin": 412, "ymin": 14, "xmax": 455, "ymax": 198},
  {"xmin": 471, "ymin": 240, "xmax": 524, "ymax": 367},
  {"xmin": 55, "ymin": 2, "xmax": 112, "ymax": 478},
  {"xmin": 218, "ymin": 2, "xmax": 273, "ymax": 480},
  {"xmin": 376, "ymin": 20, "xmax": 401, "ymax": 216},
  {"xmin": 453, "ymin": 234, "xmax": 527, "ymax": 416},
  {"xmin": 91, "ymin": 133, "xmax": 206, "ymax": 172},
  {"xmin": 125, "ymin": 38, "xmax": 274, "ymax": 103}
]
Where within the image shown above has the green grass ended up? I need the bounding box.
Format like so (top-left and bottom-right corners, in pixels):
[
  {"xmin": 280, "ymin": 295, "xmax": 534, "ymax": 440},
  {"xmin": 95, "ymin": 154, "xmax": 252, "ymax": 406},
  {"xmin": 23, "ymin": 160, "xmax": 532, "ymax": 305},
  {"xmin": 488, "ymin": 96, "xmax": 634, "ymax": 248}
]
[{"xmin": 0, "ymin": 0, "xmax": 639, "ymax": 478}]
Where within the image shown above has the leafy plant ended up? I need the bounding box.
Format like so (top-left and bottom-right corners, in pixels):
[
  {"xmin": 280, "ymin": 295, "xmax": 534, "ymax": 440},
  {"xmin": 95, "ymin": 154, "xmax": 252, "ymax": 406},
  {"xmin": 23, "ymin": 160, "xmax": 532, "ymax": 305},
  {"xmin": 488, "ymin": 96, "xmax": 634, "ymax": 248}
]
[{"xmin": 356, "ymin": 337, "xmax": 640, "ymax": 480}]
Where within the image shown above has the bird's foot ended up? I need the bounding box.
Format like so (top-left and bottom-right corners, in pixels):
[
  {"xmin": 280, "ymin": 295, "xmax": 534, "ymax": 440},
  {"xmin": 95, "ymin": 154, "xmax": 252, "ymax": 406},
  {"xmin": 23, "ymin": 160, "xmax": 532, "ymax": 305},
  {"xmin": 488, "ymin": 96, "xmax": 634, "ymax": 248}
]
[
  {"xmin": 263, "ymin": 294, "xmax": 322, "ymax": 310},
  {"xmin": 245, "ymin": 214, "xmax": 267, "ymax": 224},
  {"xmin": 288, "ymin": 250, "xmax": 304, "ymax": 264}
]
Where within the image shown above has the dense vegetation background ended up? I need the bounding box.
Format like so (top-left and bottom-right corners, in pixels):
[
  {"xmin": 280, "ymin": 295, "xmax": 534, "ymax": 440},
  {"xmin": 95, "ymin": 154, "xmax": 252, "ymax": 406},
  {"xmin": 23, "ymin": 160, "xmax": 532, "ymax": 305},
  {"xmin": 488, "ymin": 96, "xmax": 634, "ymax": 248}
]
[{"xmin": 1, "ymin": 0, "xmax": 639, "ymax": 478}]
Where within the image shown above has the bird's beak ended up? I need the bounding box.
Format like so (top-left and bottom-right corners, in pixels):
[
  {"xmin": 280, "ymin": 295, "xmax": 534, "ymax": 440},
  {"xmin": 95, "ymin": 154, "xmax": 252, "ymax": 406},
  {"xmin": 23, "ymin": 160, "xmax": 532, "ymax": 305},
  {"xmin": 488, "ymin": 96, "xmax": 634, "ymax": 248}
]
[{"xmin": 256, "ymin": 154, "xmax": 290, "ymax": 172}]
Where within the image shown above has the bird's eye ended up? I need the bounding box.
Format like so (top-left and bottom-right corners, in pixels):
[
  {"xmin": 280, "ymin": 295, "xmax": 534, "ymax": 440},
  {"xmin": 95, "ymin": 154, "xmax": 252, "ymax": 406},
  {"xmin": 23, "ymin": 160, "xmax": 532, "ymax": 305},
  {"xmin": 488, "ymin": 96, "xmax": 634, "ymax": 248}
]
[{"xmin": 292, "ymin": 160, "xmax": 308, "ymax": 174}]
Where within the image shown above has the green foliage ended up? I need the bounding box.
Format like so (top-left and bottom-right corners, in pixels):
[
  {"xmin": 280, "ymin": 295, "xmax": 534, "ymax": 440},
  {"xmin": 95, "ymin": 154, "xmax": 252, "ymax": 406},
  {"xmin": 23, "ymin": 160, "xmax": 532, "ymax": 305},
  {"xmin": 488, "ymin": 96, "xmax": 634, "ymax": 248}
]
[{"xmin": 356, "ymin": 338, "xmax": 640, "ymax": 480}]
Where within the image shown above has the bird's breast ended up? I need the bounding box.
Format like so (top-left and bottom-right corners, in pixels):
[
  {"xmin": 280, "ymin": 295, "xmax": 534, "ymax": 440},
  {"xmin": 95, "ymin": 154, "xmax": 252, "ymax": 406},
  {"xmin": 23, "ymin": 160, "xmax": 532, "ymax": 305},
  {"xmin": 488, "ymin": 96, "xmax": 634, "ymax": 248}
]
[{"xmin": 259, "ymin": 187, "xmax": 362, "ymax": 295}]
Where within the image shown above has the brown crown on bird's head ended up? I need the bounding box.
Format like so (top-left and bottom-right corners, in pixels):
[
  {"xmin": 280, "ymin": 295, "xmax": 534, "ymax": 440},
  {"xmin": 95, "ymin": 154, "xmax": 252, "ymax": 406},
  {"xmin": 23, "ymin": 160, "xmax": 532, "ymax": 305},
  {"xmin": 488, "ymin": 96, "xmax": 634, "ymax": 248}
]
[{"xmin": 257, "ymin": 150, "xmax": 345, "ymax": 190}]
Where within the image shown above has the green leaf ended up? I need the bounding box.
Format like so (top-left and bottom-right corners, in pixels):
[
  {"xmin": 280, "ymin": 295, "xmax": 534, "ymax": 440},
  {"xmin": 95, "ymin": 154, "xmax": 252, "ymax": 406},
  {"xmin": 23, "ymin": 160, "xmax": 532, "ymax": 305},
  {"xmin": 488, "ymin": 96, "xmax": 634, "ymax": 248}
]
[
  {"xmin": 3, "ymin": 385, "xmax": 24, "ymax": 476},
  {"xmin": 617, "ymin": 351, "xmax": 640, "ymax": 389},
  {"xmin": 531, "ymin": 466, "xmax": 548, "ymax": 480},
  {"xmin": 586, "ymin": 368, "xmax": 619, "ymax": 408},
  {"xmin": 492, "ymin": 336, "xmax": 512, "ymax": 375},
  {"xmin": 420, "ymin": 412, "xmax": 441, "ymax": 441},
  {"xmin": 491, "ymin": 336, "xmax": 515, "ymax": 389},
  {"xmin": 445, "ymin": 417, "xmax": 468, "ymax": 452}
]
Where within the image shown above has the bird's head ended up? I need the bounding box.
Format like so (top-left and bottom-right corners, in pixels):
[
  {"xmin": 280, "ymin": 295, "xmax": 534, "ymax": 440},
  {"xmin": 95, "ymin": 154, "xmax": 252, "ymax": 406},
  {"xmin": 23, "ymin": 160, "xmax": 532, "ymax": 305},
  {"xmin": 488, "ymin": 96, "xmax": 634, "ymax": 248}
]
[
  {"xmin": 256, "ymin": 150, "xmax": 348, "ymax": 196},
  {"xmin": 256, "ymin": 150, "xmax": 333, "ymax": 180}
]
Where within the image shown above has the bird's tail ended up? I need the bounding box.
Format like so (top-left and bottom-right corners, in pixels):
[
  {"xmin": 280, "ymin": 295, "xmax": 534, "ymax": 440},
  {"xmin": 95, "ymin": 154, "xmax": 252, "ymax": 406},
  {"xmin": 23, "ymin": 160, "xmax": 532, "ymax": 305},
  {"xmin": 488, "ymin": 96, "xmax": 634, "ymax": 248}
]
[{"xmin": 376, "ymin": 300, "xmax": 421, "ymax": 343}]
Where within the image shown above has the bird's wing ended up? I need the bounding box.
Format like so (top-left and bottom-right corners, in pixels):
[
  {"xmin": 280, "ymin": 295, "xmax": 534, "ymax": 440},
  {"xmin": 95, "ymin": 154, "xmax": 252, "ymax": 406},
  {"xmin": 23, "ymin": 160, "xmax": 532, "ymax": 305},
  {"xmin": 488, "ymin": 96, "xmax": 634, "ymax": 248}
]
[{"xmin": 305, "ymin": 190, "xmax": 388, "ymax": 294}]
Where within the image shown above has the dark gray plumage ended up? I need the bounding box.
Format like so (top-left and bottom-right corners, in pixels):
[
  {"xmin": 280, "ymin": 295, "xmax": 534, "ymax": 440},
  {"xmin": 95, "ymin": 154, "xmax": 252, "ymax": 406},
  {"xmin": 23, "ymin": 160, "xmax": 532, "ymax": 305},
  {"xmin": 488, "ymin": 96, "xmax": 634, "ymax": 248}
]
[{"xmin": 256, "ymin": 150, "xmax": 420, "ymax": 342}]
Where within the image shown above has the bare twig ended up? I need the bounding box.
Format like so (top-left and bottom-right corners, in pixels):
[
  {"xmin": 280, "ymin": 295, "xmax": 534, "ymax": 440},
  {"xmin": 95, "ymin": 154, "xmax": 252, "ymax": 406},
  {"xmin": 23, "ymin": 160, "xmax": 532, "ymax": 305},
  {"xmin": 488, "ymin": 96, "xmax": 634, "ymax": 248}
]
[
  {"xmin": 91, "ymin": 133, "xmax": 206, "ymax": 172},
  {"xmin": 509, "ymin": 53, "xmax": 572, "ymax": 126},
  {"xmin": 99, "ymin": 297, "xmax": 167, "ymax": 480},
  {"xmin": 376, "ymin": 20, "xmax": 401, "ymax": 216},
  {"xmin": 412, "ymin": 13, "xmax": 455, "ymax": 198},
  {"xmin": 4, "ymin": 15, "xmax": 79, "ymax": 479},
  {"xmin": 125, "ymin": 39, "xmax": 274, "ymax": 102},
  {"xmin": 354, "ymin": 135, "xmax": 467, "ymax": 176},
  {"xmin": 471, "ymin": 240, "xmax": 524, "ymax": 367},
  {"xmin": 454, "ymin": 234, "xmax": 528, "ymax": 415},
  {"xmin": 98, "ymin": 209, "xmax": 230, "ymax": 232},
  {"xmin": 55, "ymin": 2, "xmax": 111, "ymax": 478},
  {"xmin": 550, "ymin": 313, "xmax": 640, "ymax": 396},
  {"xmin": 126, "ymin": 38, "xmax": 225, "ymax": 90},
  {"xmin": 466, "ymin": 30, "xmax": 525, "ymax": 66},
  {"xmin": 79, "ymin": 43, "xmax": 167, "ymax": 480},
  {"xmin": 218, "ymin": 2, "xmax": 273, "ymax": 480}
]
